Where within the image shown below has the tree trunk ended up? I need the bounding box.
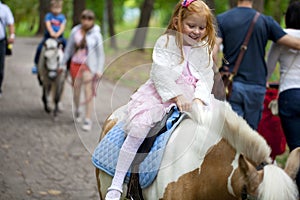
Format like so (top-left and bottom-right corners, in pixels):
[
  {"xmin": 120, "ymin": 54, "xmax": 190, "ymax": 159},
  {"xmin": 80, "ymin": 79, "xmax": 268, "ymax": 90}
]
[
  {"xmin": 130, "ymin": 0, "xmax": 155, "ymax": 49},
  {"xmin": 229, "ymin": 0, "xmax": 236, "ymax": 8},
  {"xmin": 273, "ymin": 0, "xmax": 282, "ymax": 23},
  {"xmin": 230, "ymin": 0, "xmax": 264, "ymax": 12},
  {"xmin": 253, "ymin": 0, "xmax": 264, "ymax": 13},
  {"xmin": 73, "ymin": 0, "xmax": 86, "ymax": 27},
  {"xmin": 36, "ymin": 0, "xmax": 51, "ymax": 35},
  {"xmin": 107, "ymin": 0, "xmax": 117, "ymax": 49},
  {"xmin": 205, "ymin": 0, "xmax": 215, "ymax": 10}
]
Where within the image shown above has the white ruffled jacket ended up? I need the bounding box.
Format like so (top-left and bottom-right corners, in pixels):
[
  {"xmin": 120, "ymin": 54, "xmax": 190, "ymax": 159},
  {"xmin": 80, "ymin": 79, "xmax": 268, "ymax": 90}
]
[{"xmin": 150, "ymin": 34, "xmax": 214, "ymax": 105}]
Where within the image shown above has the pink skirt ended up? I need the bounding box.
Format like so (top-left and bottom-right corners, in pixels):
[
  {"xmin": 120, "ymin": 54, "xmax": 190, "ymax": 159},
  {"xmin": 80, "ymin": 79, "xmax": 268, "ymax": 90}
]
[{"xmin": 125, "ymin": 76, "xmax": 196, "ymax": 134}]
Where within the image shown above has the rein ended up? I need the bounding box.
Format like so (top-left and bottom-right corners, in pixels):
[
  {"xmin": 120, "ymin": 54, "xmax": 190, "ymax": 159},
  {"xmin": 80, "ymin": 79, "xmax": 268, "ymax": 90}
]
[{"xmin": 241, "ymin": 186, "xmax": 257, "ymax": 200}]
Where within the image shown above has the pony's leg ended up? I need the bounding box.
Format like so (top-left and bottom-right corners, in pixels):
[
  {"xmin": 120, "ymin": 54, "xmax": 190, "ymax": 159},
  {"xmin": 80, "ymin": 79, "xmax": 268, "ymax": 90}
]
[
  {"xmin": 106, "ymin": 125, "xmax": 151, "ymax": 199},
  {"xmin": 95, "ymin": 168, "xmax": 104, "ymax": 200},
  {"xmin": 53, "ymin": 74, "xmax": 65, "ymax": 117},
  {"xmin": 42, "ymin": 84, "xmax": 51, "ymax": 113}
]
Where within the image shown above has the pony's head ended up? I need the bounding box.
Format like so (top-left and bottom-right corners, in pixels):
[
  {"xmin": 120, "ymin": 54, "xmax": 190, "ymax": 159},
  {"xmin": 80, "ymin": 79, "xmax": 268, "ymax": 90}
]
[
  {"xmin": 43, "ymin": 38, "xmax": 63, "ymax": 79},
  {"xmin": 238, "ymin": 155, "xmax": 264, "ymax": 199},
  {"xmin": 238, "ymin": 155, "xmax": 299, "ymax": 200}
]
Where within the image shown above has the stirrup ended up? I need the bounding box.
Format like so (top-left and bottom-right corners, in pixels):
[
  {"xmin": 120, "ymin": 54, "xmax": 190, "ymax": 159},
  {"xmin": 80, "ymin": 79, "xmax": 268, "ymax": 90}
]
[{"xmin": 105, "ymin": 186, "xmax": 123, "ymax": 200}]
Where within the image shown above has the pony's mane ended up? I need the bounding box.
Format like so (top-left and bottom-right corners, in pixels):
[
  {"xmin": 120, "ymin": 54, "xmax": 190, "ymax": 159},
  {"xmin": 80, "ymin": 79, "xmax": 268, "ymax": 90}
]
[
  {"xmin": 258, "ymin": 165, "xmax": 298, "ymax": 200},
  {"xmin": 220, "ymin": 101, "xmax": 272, "ymax": 165},
  {"xmin": 188, "ymin": 100, "xmax": 271, "ymax": 165}
]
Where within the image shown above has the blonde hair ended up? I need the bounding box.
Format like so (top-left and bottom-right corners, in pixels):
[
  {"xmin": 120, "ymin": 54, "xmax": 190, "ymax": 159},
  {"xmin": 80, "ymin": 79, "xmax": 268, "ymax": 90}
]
[
  {"xmin": 165, "ymin": 0, "xmax": 216, "ymax": 61},
  {"xmin": 51, "ymin": 0, "xmax": 63, "ymax": 8}
]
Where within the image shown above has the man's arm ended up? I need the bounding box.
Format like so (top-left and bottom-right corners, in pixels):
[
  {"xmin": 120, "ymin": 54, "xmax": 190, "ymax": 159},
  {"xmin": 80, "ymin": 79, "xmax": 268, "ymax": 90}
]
[
  {"xmin": 277, "ymin": 34, "xmax": 300, "ymax": 50},
  {"xmin": 7, "ymin": 24, "xmax": 15, "ymax": 43},
  {"xmin": 213, "ymin": 37, "xmax": 223, "ymax": 64}
]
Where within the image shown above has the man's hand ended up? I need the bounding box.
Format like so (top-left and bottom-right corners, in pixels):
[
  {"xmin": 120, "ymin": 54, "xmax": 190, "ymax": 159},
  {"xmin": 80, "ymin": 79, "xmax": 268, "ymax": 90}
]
[
  {"xmin": 8, "ymin": 33, "xmax": 15, "ymax": 44},
  {"xmin": 95, "ymin": 72, "xmax": 102, "ymax": 79},
  {"xmin": 57, "ymin": 67, "xmax": 65, "ymax": 74},
  {"xmin": 7, "ymin": 38, "xmax": 14, "ymax": 44}
]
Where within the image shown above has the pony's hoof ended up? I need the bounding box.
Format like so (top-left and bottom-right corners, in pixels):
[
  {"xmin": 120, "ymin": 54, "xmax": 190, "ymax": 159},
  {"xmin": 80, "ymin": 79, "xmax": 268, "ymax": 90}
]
[
  {"xmin": 44, "ymin": 107, "xmax": 51, "ymax": 113},
  {"xmin": 53, "ymin": 116, "xmax": 59, "ymax": 122}
]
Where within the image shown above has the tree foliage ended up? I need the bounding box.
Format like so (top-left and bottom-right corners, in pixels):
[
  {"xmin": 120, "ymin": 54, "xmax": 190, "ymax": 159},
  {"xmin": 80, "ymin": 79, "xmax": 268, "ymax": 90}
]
[{"xmin": 3, "ymin": 0, "xmax": 293, "ymax": 36}]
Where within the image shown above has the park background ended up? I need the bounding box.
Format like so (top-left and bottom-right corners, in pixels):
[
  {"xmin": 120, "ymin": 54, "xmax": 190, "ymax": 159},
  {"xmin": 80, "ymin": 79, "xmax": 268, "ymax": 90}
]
[
  {"xmin": 0, "ymin": 1, "xmax": 297, "ymax": 198},
  {"xmin": 3, "ymin": 0, "xmax": 298, "ymax": 85},
  {"xmin": 4, "ymin": 0, "xmax": 297, "ymax": 163}
]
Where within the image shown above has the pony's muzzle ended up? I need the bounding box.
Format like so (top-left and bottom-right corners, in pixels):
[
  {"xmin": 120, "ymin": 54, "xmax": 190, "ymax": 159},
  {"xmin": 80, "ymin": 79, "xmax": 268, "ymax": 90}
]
[{"xmin": 48, "ymin": 71, "xmax": 58, "ymax": 80}]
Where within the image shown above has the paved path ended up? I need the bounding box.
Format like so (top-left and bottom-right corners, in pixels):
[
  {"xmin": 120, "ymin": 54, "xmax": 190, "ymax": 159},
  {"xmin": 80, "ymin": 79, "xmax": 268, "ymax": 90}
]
[{"xmin": 0, "ymin": 37, "xmax": 134, "ymax": 199}]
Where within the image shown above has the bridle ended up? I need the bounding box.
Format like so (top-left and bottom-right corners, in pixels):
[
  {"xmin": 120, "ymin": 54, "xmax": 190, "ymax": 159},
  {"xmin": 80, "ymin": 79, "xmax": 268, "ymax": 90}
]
[
  {"xmin": 241, "ymin": 162, "xmax": 269, "ymax": 200},
  {"xmin": 44, "ymin": 40, "xmax": 62, "ymax": 80},
  {"xmin": 241, "ymin": 185, "xmax": 258, "ymax": 200}
]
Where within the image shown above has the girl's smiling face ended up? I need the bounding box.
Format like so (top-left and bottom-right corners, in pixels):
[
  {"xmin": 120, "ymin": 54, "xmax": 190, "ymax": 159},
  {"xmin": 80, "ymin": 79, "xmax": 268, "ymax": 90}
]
[{"xmin": 181, "ymin": 13, "xmax": 207, "ymax": 45}]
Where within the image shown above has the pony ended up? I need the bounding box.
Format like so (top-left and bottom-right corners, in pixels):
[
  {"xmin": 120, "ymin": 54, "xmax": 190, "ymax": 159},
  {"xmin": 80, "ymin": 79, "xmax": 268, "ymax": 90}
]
[
  {"xmin": 95, "ymin": 98, "xmax": 299, "ymax": 200},
  {"xmin": 38, "ymin": 38, "xmax": 65, "ymax": 118}
]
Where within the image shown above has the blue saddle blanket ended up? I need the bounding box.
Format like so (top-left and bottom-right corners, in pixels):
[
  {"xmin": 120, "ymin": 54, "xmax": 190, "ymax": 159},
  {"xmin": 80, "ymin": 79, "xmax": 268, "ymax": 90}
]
[{"xmin": 92, "ymin": 107, "xmax": 184, "ymax": 189}]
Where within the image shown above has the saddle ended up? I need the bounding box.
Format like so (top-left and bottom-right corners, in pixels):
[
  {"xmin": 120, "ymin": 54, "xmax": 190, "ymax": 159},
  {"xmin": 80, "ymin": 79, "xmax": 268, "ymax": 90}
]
[{"xmin": 126, "ymin": 106, "xmax": 181, "ymax": 200}]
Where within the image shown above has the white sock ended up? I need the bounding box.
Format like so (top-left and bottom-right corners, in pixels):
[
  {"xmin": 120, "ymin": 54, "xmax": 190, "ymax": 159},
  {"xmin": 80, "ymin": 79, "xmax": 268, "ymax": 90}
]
[{"xmin": 106, "ymin": 125, "xmax": 150, "ymax": 199}]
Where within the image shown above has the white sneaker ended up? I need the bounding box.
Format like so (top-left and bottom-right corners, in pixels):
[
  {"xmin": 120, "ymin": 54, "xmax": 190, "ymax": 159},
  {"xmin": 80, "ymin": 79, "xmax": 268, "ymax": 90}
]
[{"xmin": 82, "ymin": 118, "xmax": 92, "ymax": 131}]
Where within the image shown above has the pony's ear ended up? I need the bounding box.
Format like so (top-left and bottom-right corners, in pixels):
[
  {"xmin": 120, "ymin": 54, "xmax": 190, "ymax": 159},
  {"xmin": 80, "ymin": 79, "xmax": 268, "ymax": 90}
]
[
  {"xmin": 239, "ymin": 154, "xmax": 256, "ymax": 178},
  {"xmin": 285, "ymin": 147, "xmax": 300, "ymax": 180},
  {"xmin": 239, "ymin": 154, "xmax": 263, "ymax": 195}
]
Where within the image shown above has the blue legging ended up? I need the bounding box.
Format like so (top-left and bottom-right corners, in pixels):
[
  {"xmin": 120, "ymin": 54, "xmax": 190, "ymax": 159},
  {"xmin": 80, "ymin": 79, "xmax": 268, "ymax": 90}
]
[{"xmin": 279, "ymin": 88, "xmax": 300, "ymax": 190}]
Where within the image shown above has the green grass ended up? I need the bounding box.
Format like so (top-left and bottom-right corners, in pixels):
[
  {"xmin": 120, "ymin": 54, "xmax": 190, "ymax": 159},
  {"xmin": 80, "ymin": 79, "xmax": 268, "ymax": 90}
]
[{"xmin": 276, "ymin": 148, "xmax": 290, "ymax": 168}]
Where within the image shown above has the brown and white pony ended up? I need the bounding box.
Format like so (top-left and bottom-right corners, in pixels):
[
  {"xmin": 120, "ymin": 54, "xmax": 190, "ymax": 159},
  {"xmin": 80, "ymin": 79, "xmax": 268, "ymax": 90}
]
[{"xmin": 95, "ymin": 98, "xmax": 299, "ymax": 200}]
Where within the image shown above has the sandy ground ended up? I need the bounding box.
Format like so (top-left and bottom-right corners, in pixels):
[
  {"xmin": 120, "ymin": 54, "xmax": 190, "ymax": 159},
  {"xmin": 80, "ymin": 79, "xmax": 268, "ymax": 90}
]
[{"xmin": 0, "ymin": 37, "xmax": 134, "ymax": 199}]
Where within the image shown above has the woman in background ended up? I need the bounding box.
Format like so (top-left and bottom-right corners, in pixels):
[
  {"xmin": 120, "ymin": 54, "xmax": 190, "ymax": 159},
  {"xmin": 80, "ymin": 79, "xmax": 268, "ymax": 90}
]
[
  {"xmin": 267, "ymin": 1, "xmax": 300, "ymax": 190},
  {"xmin": 61, "ymin": 10, "xmax": 105, "ymax": 131}
]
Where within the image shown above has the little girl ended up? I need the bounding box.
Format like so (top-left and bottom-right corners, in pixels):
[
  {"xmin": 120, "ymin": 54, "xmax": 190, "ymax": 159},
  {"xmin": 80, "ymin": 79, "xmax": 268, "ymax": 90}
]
[{"xmin": 106, "ymin": 0, "xmax": 216, "ymax": 199}]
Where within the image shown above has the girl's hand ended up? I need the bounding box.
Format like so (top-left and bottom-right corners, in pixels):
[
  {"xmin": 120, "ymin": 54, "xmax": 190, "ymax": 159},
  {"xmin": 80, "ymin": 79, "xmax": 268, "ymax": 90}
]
[
  {"xmin": 50, "ymin": 31, "xmax": 57, "ymax": 38},
  {"xmin": 173, "ymin": 95, "xmax": 191, "ymax": 112},
  {"xmin": 95, "ymin": 73, "xmax": 102, "ymax": 80},
  {"xmin": 193, "ymin": 98, "xmax": 205, "ymax": 106}
]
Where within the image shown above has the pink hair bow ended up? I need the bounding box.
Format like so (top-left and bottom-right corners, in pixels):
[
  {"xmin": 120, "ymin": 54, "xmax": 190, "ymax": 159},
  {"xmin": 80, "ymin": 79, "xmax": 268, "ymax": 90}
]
[{"xmin": 181, "ymin": 0, "xmax": 196, "ymax": 7}]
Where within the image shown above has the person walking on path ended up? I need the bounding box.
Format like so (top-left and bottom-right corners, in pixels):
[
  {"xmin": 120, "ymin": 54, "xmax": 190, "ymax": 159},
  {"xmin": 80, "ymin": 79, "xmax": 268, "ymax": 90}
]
[
  {"xmin": 0, "ymin": 0, "xmax": 14, "ymax": 98},
  {"xmin": 267, "ymin": 1, "xmax": 300, "ymax": 190},
  {"xmin": 214, "ymin": 0, "xmax": 300, "ymax": 130},
  {"xmin": 61, "ymin": 10, "xmax": 104, "ymax": 132}
]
